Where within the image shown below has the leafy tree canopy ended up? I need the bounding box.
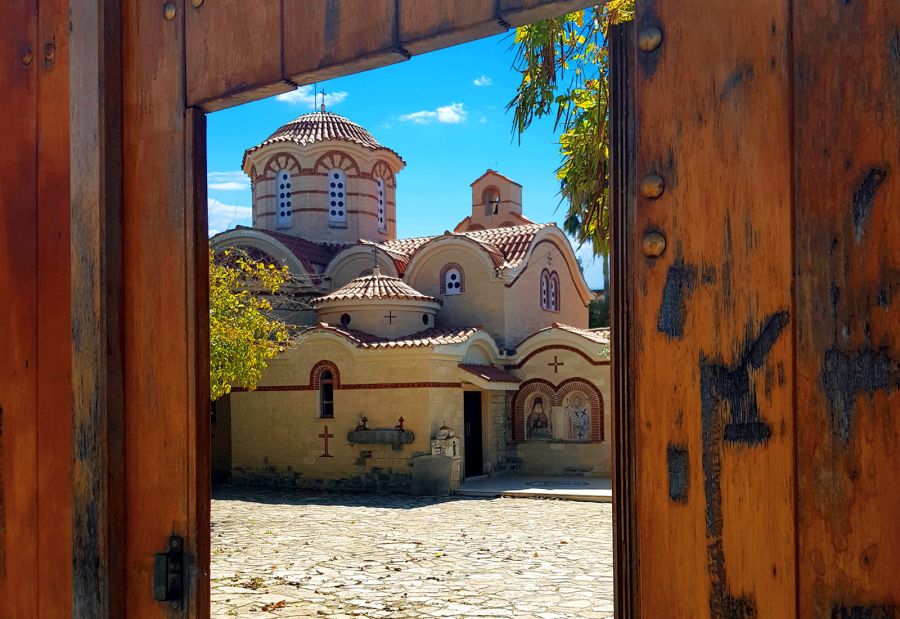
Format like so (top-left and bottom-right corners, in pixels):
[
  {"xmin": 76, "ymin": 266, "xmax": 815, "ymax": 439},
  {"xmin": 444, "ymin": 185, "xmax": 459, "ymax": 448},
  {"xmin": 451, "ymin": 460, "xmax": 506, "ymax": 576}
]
[
  {"xmin": 508, "ymin": 1, "xmax": 634, "ymax": 256},
  {"xmin": 209, "ymin": 249, "xmax": 294, "ymax": 400}
]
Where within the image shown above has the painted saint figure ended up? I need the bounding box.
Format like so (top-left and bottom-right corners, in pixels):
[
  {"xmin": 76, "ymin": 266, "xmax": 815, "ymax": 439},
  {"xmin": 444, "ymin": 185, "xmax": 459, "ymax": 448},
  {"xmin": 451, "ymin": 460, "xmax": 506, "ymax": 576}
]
[
  {"xmin": 566, "ymin": 393, "xmax": 590, "ymax": 440},
  {"xmin": 526, "ymin": 396, "xmax": 552, "ymax": 440}
]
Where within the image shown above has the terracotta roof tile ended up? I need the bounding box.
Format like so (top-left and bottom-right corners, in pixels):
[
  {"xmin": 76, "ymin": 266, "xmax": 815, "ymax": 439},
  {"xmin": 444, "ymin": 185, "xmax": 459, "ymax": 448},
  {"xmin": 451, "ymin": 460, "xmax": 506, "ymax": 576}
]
[
  {"xmin": 459, "ymin": 363, "xmax": 521, "ymax": 383},
  {"xmin": 313, "ymin": 269, "xmax": 440, "ymax": 305},
  {"xmin": 301, "ymin": 324, "xmax": 479, "ymax": 349},
  {"xmin": 243, "ymin": 111, "xmax": 404, "ymax": 166},
  {"xmin": 371, "ymin": 223, "xmax": 550, "ymax": 274}
]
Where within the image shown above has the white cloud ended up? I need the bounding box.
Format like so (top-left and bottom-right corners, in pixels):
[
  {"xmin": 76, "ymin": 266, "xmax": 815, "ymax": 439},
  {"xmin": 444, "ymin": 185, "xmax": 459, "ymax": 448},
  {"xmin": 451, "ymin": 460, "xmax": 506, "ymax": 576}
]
[
  {"xmin": 473, "ymin": 75, "xmax": 493, "ymax": 87},
  {"xmin": 208, "ymin": 198, "xmax": 252, "ymax": 236},
  {"xmin": 275, "ymin": 85, "xmax": 348, "ymax": 108},
  {"xmin": 207, "ymin": 171, "xmax": 250, "ymax": 192},
  {"xmin": 400, "ymin": 102, "xmax": 468, "ymax": 125}
]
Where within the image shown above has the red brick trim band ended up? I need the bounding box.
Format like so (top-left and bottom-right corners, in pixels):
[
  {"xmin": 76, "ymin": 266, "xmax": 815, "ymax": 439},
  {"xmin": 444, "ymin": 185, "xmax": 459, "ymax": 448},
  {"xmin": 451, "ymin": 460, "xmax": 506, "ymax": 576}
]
[
  {"xmin": 233, "ymin": 381, "xmax": 462, "ymax": 392},
  {"xmin": 510, "ymin": 345, "xmax": 610, "ymax": 369}
]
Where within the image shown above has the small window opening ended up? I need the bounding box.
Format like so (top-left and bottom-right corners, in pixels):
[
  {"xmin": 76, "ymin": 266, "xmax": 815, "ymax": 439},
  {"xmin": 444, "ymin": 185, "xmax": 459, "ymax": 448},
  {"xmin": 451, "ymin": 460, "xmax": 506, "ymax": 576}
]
[
  {"xmin": 328, "ymin": 169, "xmax": 347, "ymax": 226},
  {"xmin": 320, "ymin": 370, "xmax": 334, "ymax": 419},
  {"xmin": 376, "ymin": 177, "xmax": 386, "ymax": 233},
  {"xmin": 276, "ymin": 169, "xmax": 292, "ymax": 229},
  {"xmin": 444, "ymin": 268, "xmax": 462, "ymax": 295}
]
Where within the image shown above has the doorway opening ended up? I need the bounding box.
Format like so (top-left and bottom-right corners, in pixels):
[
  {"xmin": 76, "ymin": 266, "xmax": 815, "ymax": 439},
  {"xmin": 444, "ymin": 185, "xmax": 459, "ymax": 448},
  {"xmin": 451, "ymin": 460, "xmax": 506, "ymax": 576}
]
[
  {"xmin": 463, "ymin": 391, "xmax": 485, "ymax": 478},
  {"xmin": 202, "ymin": 13, "xmax": 626, "ymax": 619}
]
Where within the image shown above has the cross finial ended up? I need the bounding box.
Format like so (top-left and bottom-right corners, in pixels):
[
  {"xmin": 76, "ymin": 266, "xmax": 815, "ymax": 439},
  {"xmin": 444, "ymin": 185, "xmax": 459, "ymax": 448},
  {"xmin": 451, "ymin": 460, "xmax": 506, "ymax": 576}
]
[{"xmin": 320, "ymin": 88, "xmax": 326, "ymax": 112}]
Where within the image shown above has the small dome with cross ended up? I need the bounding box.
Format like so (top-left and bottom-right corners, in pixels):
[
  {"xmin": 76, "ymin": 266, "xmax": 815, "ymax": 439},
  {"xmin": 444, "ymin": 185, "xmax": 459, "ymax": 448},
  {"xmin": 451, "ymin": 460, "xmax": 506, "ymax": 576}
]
[{"xmin": 312, "ymin": 268, "xmax": 442, "ymax": 338}]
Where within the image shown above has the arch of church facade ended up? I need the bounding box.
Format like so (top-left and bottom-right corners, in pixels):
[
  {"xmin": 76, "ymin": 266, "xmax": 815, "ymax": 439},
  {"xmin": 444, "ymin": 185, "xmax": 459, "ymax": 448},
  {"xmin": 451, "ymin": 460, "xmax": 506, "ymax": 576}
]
[
  {"xmin": 309, "ymin": 360, "xmax": 341, "ymax": 389},
  {"xmin": 313, "ymin": 150, "xmax": 361, "ymax": 177},
  {"xmin": 511, "ymin": 377, "xmax": 603, "ymax": 443}
]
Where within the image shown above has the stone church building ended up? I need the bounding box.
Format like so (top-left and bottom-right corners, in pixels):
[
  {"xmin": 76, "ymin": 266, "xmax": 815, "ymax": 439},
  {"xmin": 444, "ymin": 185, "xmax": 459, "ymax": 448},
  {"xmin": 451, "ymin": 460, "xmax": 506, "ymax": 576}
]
[{"xmin": 210, "ymin": 108, "xmax": 610, "ymax": 492}]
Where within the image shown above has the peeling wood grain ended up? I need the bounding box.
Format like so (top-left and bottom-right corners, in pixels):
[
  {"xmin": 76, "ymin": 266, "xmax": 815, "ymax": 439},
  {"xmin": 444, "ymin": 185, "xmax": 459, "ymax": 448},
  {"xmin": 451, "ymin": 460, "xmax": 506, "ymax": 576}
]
[{"xmin": 821, "ymin": 347, "xmax": 898, "ymax": 444}]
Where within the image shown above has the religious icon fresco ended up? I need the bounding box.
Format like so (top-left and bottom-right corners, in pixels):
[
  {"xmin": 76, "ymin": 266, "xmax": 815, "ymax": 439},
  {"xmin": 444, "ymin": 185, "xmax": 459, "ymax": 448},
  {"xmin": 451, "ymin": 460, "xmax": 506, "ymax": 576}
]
[
  {"xmin": 564, "ymin": 392, "xmax": 590, "ymax": 441},
  {"xmin": 526, "ymin": 394, "xmax": 553, "ymax": 440}
]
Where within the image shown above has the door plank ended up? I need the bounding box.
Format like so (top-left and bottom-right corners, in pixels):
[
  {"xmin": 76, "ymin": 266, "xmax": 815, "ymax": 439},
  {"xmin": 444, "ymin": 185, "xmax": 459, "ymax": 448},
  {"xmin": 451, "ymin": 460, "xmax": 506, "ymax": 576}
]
[
  {"xmin": 0, "ymin": 1, "xmax": 39, "ymax": 615},
  {"xmin": 37, "ymin": 0, "xmax": 73, "ymax": 615},
  {"xmin": 632, "ymin": 0, "xmax": 796, "ymax": 616},
  {"xmin": 185, "ymin": 0, "xmax": 289, "ymax": 111},
  {"xmin": 282, "ymin": 0, "xmax": 403, "ymax": 88},
  {"xmin": 122, "ymin": 0, "xmax": 194, "ymax": 613},
  {"xmin": 793, "ymin": 0, "xmax": 900, "ymax": 614}
]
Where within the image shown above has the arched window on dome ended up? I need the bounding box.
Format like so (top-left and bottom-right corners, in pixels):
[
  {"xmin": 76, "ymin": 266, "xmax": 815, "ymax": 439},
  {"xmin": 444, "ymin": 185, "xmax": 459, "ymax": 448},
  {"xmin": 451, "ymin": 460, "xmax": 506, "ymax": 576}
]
[
  {"xmin": 441, "ymin": 263, "xmax": 464, "ymax": 295},
  {"xmin": 327, "ymin": 168, "xmax": 347, "ymax": 227},
  {"xmin": 375, "ymin": 177, "xmax": 387, "ymax": 233},
  {"xmin": 276, "ymin": 169, "xmax": 292, "ymax": 229}
]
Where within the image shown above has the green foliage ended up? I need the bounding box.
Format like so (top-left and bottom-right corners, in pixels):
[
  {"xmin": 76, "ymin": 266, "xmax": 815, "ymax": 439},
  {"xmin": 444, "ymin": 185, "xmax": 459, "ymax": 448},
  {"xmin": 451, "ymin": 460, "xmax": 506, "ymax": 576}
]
[
  {"xmin": 589, "ymin": 296, "xmax": 610, "ymax": 328},
  {"xmin": 209, "ymin": 250, "xmax": 294, "ymax": 400},
  {"xmin": 508, "ymin": 1, "xmax": 635, "ymax": 256}
]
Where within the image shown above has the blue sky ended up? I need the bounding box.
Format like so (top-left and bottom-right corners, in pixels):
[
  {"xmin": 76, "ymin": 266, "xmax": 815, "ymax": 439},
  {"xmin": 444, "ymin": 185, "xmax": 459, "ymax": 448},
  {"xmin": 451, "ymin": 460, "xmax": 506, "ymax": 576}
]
[{"xmin": 207, "ymin": 31, "xmax": 605, "ymax": 289}]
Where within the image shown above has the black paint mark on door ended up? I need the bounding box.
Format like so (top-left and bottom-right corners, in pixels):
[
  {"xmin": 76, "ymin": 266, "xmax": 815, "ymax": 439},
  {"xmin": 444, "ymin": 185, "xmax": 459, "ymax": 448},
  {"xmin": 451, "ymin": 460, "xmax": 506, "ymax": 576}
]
[
  {"xmin": 667, "ymin": 444, "xmax": 689, "ymax": 503},
  {"xmin": 831, "ymin": 604, "xmax": 897, "ymax": 619},
  {"xmin": 852, "ymin": 167, "xmax": 887, "ymax": 242},
  {"xmin": 821, "ymin": 347, "xmax": 898, "ymax": 444},
  {"xmin": 657, "ymin": 256, "xmax": 697, "ymax": 338},
  {"xmin": 700, "ymin": 310, "xmax": 789, "ymax": 618}
]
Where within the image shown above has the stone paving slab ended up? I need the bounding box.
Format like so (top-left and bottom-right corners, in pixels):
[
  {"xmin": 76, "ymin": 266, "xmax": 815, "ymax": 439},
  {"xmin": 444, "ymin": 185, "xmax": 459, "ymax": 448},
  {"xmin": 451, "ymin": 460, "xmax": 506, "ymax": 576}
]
[{"xmin": 211, "ymin": 487, "xmax": 614, "ymax": 618}]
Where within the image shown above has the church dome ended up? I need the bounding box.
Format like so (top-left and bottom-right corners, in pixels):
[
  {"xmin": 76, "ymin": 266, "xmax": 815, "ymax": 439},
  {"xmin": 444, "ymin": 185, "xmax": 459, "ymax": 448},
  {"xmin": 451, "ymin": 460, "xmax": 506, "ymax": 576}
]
[
  {"xmin": 313, "ymin": 268, "xmax": 441, "ymax": 337},
  {"xmin": 314, "ymin": 269, "xmax": 439, "ymax": 305},
  {"xmin": 243, "ymin": 110, "xmax": 403, "ymax": 163}
]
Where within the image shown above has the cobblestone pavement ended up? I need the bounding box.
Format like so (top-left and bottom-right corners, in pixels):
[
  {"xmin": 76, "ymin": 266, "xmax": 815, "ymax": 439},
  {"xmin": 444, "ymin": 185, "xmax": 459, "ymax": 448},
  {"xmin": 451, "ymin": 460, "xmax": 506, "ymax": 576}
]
[{"xmin": 211, "ymin": 487, "xmax": 614, "ymax": 618}]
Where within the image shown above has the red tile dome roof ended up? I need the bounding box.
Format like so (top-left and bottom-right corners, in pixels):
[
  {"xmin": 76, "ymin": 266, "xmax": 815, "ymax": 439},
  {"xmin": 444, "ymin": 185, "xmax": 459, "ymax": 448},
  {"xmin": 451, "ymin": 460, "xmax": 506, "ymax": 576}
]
[
  {"xmin": 243, "ymin": 111, "xmax": 403, "ymax": 164},
  {"xmin": 313, "ymin": 268, "xmax": 440, "ymax": 306}
]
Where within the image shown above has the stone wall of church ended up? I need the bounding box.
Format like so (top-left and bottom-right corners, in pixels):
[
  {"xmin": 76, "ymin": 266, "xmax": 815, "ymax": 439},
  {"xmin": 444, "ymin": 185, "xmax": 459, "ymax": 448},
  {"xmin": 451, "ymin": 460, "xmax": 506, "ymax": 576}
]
[
  {"xmin": 406, "ymin": 245, "xmax": 508, "ymax": 344},
  {"xmin": 509, "ymin": 344, "xmax": 612, "ymax": 477},
  {"xmin": 226, "ymin": 341, "xmax": 468, "ymax": 492},
  {"xmin": 504, "ymin": 240, "xmax": 589, "ymax": 348}
]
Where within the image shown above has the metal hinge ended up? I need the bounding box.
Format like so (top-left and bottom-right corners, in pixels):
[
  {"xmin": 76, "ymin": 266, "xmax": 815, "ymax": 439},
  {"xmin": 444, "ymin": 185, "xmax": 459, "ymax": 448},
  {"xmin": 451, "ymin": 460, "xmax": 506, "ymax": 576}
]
[{"xmin": 153, "ymin": 536, "xmax": 184, "ymax": 609}]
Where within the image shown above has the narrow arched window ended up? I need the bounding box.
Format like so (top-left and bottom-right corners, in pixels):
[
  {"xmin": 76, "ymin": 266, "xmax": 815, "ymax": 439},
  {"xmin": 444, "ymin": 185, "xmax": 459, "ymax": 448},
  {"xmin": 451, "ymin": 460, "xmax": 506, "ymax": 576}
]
[
  {"xmin": 376, "ymin": 177, "xmax": 387, "ymax": 233},
  {"xmin": 540, "ymin": 269, "xmax": 550, "ymax": 309},
  {"xmin": 549, "ymin": 272, "xmax": 560, "ymax": 311},
  {"xmin": 320, "ymin": 370, "xmax": 334, "ymax": 418},
  {"xmin": 276, "ymin": 169, "xmax": 292, "ymax": 229},
  {"xmin": 442, "ymin": 265, "xmax": 464, "ymax": 295},
  {"xmin": 328, "ymin": 169, "xmax": 347, "ymax": 226}
]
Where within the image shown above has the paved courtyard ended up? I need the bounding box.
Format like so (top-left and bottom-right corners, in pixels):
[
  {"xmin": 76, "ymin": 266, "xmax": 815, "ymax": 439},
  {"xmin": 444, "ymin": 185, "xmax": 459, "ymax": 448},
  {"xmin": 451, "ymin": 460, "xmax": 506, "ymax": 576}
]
[{"xmin": 211, "ymin": 487, "xmax": 614, "ymax": 618}]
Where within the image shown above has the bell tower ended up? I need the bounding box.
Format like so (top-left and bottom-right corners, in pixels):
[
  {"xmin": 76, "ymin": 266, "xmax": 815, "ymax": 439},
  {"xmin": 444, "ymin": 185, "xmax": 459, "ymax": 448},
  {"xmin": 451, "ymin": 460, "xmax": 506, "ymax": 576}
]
[{"xmin": 458, "ymin": 169, "xmax": 526, "ymax": 231}]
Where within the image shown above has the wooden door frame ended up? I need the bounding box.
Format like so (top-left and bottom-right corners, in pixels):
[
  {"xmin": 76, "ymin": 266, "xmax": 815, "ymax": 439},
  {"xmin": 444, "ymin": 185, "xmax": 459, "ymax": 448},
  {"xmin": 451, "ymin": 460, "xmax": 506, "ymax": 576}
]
[{"xmin": 67, "ymin": 1, "xmax": 628, "ymax": 616}]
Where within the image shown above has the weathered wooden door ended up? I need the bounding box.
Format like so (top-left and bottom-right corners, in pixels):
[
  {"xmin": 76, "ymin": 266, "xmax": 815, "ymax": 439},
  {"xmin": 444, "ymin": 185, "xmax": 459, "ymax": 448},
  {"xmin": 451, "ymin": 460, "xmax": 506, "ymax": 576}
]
[{"xmin": 613, "ymin": 0, "xmax": 900, "ymax": 616}]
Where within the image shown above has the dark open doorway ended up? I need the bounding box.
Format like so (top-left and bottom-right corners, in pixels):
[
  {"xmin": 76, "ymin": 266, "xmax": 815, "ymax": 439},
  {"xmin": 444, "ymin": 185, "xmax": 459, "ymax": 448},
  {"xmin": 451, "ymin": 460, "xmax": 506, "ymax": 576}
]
[{"xmin": 463, "ymin": 391, "xmax": 484, "ymax": 478}]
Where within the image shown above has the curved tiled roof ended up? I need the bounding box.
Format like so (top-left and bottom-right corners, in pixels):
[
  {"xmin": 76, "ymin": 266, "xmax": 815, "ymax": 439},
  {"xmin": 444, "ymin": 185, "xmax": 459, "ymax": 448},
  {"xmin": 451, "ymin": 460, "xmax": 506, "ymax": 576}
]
[
  {"xmin": 373, "ymin": 223, "xmax": 551, "ymax": 275},
  {"xmin": 243, "ymin": 111, "xmax": 402, "ymax": 163},
  {"xmin": 301, "ymin": 324, "xmax": 479, "ymax": 349},
  {"xmin": 313, "ymin": 269, "xmax": 440, "ymax": 305}
]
